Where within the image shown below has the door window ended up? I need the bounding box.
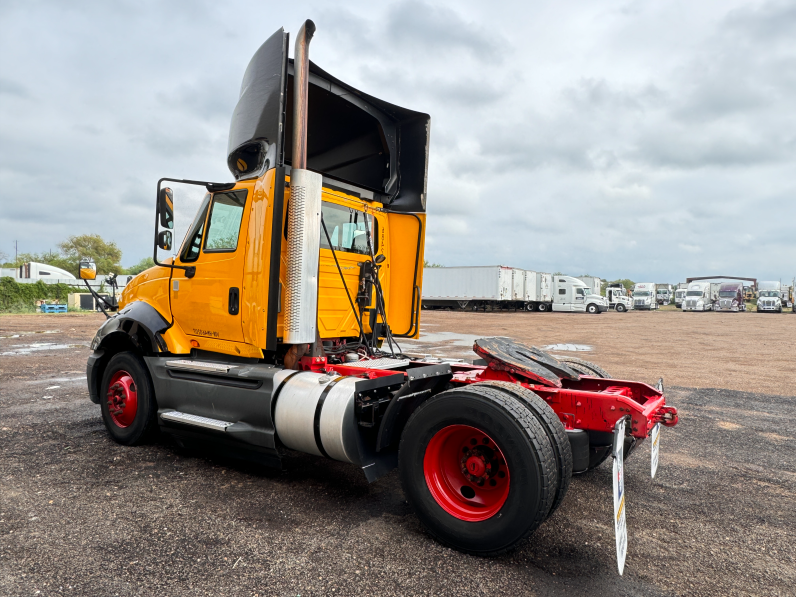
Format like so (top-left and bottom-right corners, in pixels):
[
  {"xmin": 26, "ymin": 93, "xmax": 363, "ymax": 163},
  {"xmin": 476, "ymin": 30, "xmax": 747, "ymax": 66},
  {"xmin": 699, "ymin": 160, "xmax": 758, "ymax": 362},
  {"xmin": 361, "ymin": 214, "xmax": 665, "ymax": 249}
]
[
  {"xmin": 204, "ymin": 190, "xmax": 247, "ymax": 252},
  {"xmin": 320, "ymin": 201, "xmax": 377, "ymax": 255}
]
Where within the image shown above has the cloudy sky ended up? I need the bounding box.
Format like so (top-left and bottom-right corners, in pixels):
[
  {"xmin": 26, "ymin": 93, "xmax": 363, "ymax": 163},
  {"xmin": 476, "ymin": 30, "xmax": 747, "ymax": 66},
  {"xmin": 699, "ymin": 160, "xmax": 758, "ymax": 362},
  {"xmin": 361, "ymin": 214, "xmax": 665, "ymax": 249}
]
[{"xmin": 1, "ymin": 0, "xmax": 794, "ymax": 282}]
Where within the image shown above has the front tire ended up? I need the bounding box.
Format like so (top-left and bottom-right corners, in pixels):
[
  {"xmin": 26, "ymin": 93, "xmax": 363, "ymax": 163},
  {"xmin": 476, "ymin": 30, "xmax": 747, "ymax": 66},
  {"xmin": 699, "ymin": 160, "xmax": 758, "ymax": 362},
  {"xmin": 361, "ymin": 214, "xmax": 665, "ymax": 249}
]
[
  {"xmin": 616, "ymin": 303, "xmax": 626, "ymax": 313},
  {"xmin": 586, "ymin": 303, "xmax": 599, "ymax": 314},
  {"xmin": 99, "ymin": 352, "xmax": 158, "ymax": 445},
  {"xmin": 399, "ymin": 386, "xmax": 556, "ymax": 556}
]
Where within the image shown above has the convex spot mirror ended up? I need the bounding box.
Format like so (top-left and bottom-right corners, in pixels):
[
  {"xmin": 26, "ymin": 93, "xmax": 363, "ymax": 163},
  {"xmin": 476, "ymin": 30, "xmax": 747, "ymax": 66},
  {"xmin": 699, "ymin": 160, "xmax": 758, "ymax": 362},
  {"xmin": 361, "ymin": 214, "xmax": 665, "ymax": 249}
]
[
  {"xmin": 157, "ymin": 230, "xmax": 173, "ymax": 251},
  {"xmin": 374, "ymin": 254, "xmax": 386, "ymax": 264},
  {"xmin": 159, "ymin": 187, "xmax": 174, "ymax": 230},
  {"xmin": 79, "ymin": 258, "xmax": 97, "ymax": 280}
]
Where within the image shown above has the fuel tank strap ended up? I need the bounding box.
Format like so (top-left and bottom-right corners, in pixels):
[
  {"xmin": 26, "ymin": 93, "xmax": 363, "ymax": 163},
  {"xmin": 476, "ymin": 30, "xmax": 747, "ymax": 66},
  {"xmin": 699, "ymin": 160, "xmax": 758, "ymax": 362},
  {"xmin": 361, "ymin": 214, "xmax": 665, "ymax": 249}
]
[{"xmin": 313, "ymin": 377, "xmax": 344, "ymax": 458}]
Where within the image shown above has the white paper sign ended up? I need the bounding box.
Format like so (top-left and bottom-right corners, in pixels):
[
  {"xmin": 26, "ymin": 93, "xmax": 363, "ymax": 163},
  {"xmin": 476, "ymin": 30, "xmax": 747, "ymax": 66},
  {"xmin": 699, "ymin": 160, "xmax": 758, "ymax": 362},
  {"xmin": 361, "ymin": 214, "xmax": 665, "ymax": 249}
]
[
  {"xmin": 650, "ymin": 422, "xmax": 661, "ymax": 479},
  {"xmin": 613, "ymin": 418, "xmax": 627, "ymax": 575}
]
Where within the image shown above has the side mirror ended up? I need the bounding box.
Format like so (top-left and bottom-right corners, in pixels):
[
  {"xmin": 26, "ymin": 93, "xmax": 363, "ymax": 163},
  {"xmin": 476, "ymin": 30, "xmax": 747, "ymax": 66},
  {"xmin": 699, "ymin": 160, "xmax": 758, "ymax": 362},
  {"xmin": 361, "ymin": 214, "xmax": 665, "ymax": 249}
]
[
  {"xmin": 159, "ymin": 187, "xmax": 174, "ymax": 230},
  {"xmin": 374, "ymin": 254, "xmax": 386, "ymax": 264},
  {"xmin": 79, "ymin": 258, "xmax": 97, "ymax": 280},
  {"xmin": 158, "ymin": 230, "xmax": 173, "ymax": 251}
]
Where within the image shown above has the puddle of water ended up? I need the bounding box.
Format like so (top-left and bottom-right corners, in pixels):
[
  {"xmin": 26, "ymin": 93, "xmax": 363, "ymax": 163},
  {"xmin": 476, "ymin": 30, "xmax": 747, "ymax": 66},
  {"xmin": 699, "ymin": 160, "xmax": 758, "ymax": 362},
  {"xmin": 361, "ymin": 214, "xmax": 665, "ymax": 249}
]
[
  {"xmin": 27, "ymin": 376, "xmax": 87, "ymax": 385},
  {"xmin": 401, "ymin": 331, "xmax": 482, "ymax": 348},
  {"xmin": 0, "ymin": 330, "xmax": 60, "ymax": 339},
  {"xmin": 1, "ymin": 342, "xmax": 85, "ymax": 356},
  {"xmin": 542, "ymin": 344, "xmax": 593, "ymax": 352}
]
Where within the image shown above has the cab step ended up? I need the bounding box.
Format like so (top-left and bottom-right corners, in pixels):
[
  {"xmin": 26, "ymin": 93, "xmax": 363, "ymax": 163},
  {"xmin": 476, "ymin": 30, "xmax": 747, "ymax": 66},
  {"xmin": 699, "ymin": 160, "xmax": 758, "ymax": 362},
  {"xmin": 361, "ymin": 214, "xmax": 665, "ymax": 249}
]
[
  {"xmin": 160, "ymin": 411, "xmax": 234, "ymax": 432},
  {"xmin": 165, "ymin": 359, "xmax": 235, "ymax": 374}
]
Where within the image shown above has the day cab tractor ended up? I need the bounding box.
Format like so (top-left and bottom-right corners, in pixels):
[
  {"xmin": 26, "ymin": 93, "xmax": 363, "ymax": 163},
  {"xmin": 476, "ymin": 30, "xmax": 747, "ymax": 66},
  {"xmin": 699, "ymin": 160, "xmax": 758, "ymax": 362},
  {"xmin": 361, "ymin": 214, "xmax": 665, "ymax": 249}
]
[{"xmin": 82, "ymin": 21, "xmax": 678, "ymax": 560}]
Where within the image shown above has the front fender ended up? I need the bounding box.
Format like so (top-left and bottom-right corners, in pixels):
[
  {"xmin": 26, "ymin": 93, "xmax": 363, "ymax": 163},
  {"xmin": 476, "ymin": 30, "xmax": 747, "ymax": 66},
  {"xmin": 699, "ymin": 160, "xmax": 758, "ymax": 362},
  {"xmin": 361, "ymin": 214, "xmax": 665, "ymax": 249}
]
[{"xmin": 86, "ymin": 301, "xmax": 171, "ymax": 404}]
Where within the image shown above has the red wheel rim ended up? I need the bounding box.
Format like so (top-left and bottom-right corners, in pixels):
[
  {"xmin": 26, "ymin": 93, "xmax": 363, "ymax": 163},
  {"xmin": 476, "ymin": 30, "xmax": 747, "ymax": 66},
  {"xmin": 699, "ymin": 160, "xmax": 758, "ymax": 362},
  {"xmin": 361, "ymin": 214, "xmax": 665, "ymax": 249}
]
[
  {"xmin": 106, "ymin": 370, "xmax": 138, "ymax": 428},
  {"xmin": 423, "ymin": 424, "xmax": 511, "ymax": 522}
]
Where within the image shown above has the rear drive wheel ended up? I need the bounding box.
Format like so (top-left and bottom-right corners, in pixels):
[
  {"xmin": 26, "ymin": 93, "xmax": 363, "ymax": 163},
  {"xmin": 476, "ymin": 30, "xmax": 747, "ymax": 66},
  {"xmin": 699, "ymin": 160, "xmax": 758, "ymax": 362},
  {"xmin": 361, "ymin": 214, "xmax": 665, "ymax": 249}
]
[
  {"xmin": 556, "ymin": 356, "xmax": 611, "ymax": 379},
  {"xmin": 474, "ymin": 381, "xmax": 572, "ymax": 518},
  {"xmin": 586, "ymin": 303, "xmax": 599, "ymax": 314},
  {"xmin": 616, "ymin": 303, "xmax": 626, "ymax": 313},
  {"xmin": 100, "ymin": 352, "xmax": 158, "ymax": 445},
  {"xmin": 400, "ymin": 386, "xmax": 556, "ymax": 555}
]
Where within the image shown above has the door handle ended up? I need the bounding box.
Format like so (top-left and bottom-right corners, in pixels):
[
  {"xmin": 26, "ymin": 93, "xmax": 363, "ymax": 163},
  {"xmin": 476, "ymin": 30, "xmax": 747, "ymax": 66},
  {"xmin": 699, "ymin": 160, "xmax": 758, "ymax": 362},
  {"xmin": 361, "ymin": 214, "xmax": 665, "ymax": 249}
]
[{"xmin": 228, "ymin": 287, "xmax": 240, "ymax": 315}]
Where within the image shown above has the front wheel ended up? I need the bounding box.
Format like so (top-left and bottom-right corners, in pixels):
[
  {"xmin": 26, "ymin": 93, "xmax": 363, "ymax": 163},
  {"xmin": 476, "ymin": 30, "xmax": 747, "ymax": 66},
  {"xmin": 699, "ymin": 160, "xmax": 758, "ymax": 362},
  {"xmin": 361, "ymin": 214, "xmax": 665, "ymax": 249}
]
[
  {"xmin": 616, "ymin": 303, "xmax": 626, "ymax": 313},
  {"xmin": 99, "ymin": 352, "xmax": 158, "ymax": 445},
  {"xmin": 399, "ymin": 387, "xmax": 556, "ymax": 556},
  {"xmin": 586, "ymin": 303, "xmax": 599, "ymax": 314}
]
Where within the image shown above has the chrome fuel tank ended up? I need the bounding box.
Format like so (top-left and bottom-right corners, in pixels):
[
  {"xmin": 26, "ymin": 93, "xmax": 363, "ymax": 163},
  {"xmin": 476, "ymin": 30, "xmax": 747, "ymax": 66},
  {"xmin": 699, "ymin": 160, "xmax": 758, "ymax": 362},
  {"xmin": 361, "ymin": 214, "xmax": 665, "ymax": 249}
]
[{"xmin": 273, "ymin": 371, "xmax": 361, "ymax": 464}]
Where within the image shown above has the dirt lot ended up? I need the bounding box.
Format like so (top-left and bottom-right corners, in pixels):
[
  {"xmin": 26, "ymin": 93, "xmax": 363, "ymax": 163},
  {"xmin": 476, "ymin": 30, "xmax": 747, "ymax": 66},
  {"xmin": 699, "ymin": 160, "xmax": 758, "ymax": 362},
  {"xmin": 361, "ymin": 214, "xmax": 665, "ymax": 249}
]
[{"xmin": 1, "ymin": 311, "xmax": 795, "ymax": 596}]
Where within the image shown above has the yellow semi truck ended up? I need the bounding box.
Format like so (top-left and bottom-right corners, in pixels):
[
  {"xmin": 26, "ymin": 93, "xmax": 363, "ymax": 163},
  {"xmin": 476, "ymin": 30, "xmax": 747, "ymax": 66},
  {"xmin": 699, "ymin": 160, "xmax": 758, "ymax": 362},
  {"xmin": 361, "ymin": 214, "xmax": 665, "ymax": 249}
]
[{"xmin": 82, "ymin": 20, "xmax": 677, "ymax": 558}]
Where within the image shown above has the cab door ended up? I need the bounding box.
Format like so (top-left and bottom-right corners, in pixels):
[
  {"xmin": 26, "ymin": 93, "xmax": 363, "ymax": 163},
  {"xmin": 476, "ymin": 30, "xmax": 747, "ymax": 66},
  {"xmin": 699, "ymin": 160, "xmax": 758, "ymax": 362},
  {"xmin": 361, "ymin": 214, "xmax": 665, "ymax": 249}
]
[
  {"xmin": 573, "ymin": 287, "xmax": 586, "ymax": 311},
  {"xmin": 171, "ymin": 188, "xmax": 250, "ymax": 343}
]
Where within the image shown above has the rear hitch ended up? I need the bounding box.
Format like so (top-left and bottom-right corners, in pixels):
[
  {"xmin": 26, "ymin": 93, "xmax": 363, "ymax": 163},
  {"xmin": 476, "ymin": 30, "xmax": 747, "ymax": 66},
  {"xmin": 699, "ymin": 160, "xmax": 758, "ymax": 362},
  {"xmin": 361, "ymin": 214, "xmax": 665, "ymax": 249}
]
[{"xmin": 653, "ymin": 405, "xmax": 678, "ymax": 427}]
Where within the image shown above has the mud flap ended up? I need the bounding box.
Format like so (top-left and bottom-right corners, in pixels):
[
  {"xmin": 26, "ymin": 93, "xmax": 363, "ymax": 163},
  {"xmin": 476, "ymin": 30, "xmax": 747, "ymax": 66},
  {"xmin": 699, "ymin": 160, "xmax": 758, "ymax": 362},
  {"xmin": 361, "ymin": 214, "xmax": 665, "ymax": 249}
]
[{"xmin": 613, "ymin": 417, "xmax": 628, "ymax": 575}]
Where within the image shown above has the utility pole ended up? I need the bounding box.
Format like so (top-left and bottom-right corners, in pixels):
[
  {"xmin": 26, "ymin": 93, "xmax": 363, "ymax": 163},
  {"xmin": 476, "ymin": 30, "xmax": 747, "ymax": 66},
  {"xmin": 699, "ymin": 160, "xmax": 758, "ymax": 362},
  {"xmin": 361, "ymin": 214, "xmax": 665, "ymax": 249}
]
[{"xmin": 15, "ymin": 240, "xmax": 18, "ymax": 263}]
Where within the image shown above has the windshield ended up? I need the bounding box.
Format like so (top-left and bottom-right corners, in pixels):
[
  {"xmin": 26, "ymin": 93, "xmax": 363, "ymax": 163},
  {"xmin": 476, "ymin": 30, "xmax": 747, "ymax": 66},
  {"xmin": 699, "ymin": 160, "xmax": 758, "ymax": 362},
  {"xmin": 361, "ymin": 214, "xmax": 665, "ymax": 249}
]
[
  {"xmin": 686, "ymin": 290, "xmax": 704, "ymax": 297},
  {"xmin": 634, "ymin": 291, "xmax": 650, "ymax": 297},
  {"xmin": 719, "ymin": 291, "xmax": 737, "ymax": 298},
  {"xmin": 759, "ymin": 291, "xmax": 779, "ymax": 297},
  {"xmin": 581, "ymin": 288, "xmax": 592, "ymax": 295}
]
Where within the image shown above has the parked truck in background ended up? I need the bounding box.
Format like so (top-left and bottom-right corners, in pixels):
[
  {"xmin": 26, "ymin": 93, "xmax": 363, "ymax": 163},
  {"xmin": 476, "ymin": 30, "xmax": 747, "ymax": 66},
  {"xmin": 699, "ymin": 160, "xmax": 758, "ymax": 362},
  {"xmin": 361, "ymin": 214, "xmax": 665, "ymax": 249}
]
[
  {"xmin": 674, "ymin": 283, "xmax": 687, "ymax": 308},
  {"xmin": 632, "ymin": 283, "xmax": 658, "ymax": 310},
  {"xmin": 422, "ymin": 266, "xmax": 514, "ymax": 310},
  {"xmin": 605, "ymin": 283, "xmax": 632, "ymax": 312},
  {"xmin": 715, "ymin": 282, "xmax": 746, "ymax": 312},
  {"xmin": 757, "ymin": 281, "xmax": 783, "ymax": 313},
  {"xmin": 552, "ymin": 276, "xmax": 608, "ymax": 313},
  {"xmin": 655, "ymin": 284, "xmax": 673, "ymax": 306},
  {"xmin": 780, "ymin": 283, "xmax": 793, "ymax": 309},
  {"xmin": 683, "ymin": 282, "xmax": 713, "ymax": 311}
]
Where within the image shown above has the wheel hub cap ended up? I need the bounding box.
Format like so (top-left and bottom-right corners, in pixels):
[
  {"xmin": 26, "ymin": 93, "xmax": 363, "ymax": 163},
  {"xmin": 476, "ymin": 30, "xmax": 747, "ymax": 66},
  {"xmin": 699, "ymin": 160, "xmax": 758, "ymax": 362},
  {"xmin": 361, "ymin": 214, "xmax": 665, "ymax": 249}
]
[
  {"xmin": 106, "ymin": 370, "xmax": 138, "ymax": 428},
  {"xmin": 424, "ymin": 424, "xmax": 510, "ymax": 522}
]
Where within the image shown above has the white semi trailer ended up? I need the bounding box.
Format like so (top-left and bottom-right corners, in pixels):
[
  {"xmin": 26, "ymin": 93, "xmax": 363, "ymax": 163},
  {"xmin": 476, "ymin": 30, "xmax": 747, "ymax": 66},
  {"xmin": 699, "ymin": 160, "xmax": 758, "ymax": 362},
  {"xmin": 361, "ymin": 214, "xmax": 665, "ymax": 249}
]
[
  {"xmin": 421, "ymin": 266, "xmax": 514, "ymax": 310},
  {"xmin": 632, "ymin": 283, "xmax": 658, "ymax": 310},
  {"xmin": 421, "ymin": 268, "xmax": 606, "ymax": 313},
  {"xmin": 523, "ymin": 271, "xmax": 554, "ymax": 311}
]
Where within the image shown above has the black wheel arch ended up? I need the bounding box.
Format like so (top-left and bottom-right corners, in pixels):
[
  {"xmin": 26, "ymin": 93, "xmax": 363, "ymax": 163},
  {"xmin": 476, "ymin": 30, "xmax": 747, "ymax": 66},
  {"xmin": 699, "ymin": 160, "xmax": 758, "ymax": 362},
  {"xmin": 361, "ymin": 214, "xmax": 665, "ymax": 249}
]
[{"xmin": 86, "ymin": 301, "xmax": 170, "ymax": 404}]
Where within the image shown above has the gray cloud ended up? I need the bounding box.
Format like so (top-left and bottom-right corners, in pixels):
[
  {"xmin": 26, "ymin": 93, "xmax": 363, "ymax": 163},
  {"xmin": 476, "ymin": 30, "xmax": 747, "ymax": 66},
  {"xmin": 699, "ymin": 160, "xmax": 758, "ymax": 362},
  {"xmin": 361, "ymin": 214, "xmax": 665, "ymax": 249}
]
[{"xmin": 0, "ymin": 0, "xmax": 794, "ymax": 284}]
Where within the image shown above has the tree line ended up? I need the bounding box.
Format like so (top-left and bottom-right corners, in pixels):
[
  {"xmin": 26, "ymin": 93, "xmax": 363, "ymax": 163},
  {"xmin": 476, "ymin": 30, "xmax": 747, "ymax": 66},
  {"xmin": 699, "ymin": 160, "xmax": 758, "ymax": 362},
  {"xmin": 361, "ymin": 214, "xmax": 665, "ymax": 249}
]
[{"xmin": 1, "ymin": 235, "xmax": 154, "ymax": 277}]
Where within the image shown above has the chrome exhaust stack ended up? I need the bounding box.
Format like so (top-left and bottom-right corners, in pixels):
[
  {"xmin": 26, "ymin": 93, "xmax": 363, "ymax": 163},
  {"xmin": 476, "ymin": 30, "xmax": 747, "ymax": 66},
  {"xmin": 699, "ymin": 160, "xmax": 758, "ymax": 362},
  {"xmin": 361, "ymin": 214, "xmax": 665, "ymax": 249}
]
[{"xmin": 284, "ymin": 19, "xmax": 322, "ymax": 348}]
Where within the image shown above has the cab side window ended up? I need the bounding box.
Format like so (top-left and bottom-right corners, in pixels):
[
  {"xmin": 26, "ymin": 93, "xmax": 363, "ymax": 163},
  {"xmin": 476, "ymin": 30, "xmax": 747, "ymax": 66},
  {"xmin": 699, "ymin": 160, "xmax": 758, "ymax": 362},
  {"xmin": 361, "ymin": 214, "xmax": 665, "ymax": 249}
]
[
  {"xmin": 576, "ymin": 288, "xmax": 584, "ymax": 296},
  {"xmin": 320, "ymin": 201, "xmax": 377, "ymax": 256},
  {"xmin": 204, "ymin": 190, "xmax": 247, "ymax": 252}
]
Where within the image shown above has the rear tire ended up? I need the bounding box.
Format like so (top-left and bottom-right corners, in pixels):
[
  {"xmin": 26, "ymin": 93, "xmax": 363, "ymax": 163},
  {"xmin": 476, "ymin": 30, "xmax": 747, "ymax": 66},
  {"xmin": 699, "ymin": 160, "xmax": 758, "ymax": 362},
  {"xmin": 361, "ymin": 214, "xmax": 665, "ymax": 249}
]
[
  {"xmin": 474, "ymin": 381, "xmax": 572, "ymax": 518},
  {"xmin": 399, "ymin": 386, "xmax": 556, "ymax": 556},
  {"xmin": 99, "ymin": 352, "xmax": 158, "ymax": 446},
  {"xmin": 555, "ymin": 357, "xmax": 611, "ymax": 379},
  {"xmin": 537, "ymin": 303, "xmax": 549, "ymax": 312}
]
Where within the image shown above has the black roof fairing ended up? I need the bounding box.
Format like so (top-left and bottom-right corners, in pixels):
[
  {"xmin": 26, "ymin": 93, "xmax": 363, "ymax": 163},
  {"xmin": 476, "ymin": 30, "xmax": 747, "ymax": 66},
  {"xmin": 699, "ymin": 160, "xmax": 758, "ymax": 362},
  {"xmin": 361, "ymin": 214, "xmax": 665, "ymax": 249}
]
[{"xmin": 227, "ymin": 28, "xmax": 430, "ymax": 213}]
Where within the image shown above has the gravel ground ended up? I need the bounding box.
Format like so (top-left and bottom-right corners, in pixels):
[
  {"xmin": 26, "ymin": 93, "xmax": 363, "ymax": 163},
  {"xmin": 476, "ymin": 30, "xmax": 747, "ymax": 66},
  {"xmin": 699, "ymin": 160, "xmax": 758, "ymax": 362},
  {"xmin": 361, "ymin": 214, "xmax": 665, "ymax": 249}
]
[{"xmin": 1, "ymin": 312, "xmax": 794, "ymax": 596}]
